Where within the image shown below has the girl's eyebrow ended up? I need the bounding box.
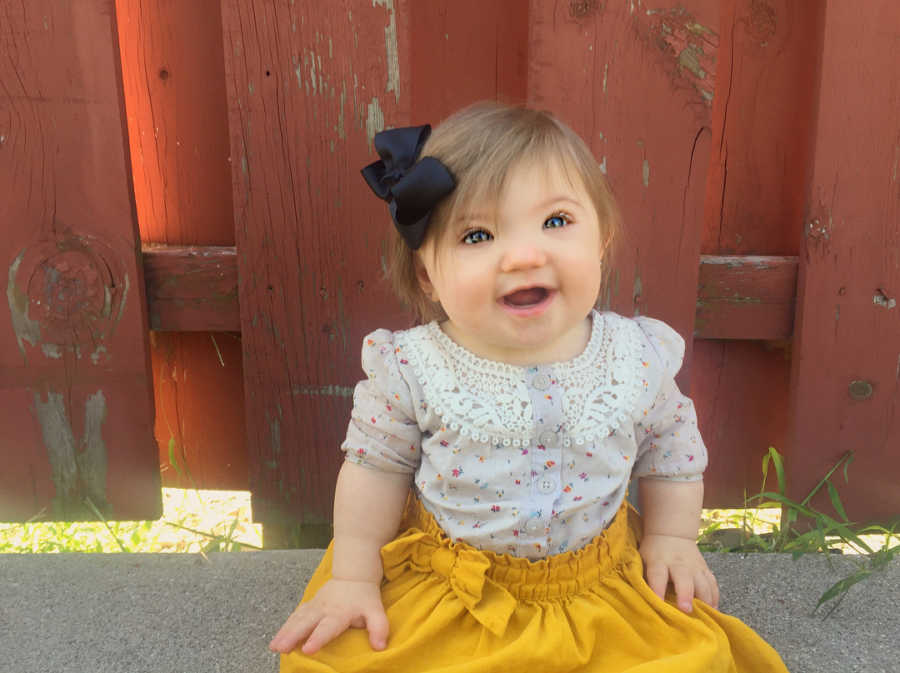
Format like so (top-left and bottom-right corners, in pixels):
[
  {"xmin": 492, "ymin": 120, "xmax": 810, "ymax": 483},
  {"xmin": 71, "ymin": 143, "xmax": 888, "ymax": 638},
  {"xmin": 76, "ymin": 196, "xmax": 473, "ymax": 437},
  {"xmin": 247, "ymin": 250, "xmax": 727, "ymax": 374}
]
[
  {"xmin": 459, "ymin": 195, "xmax": 583, "ymax": 223},
  {"xmin": 455, "ymin": 212, "xmax": 491, "ymax": 225},
  {"xmin": 532, "ymin": 195, "xmax": 584, "ymax": 212},
  {"xmin": 454, "ymin": 195, "xmax": 584, "ymax": 228}
]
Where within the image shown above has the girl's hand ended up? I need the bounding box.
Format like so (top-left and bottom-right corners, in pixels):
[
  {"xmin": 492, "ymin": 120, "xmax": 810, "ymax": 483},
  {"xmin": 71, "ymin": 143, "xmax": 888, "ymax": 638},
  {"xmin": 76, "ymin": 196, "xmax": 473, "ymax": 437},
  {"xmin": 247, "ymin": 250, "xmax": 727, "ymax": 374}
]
[
  {"xmin": 638, "ymin": 533, "xmax": 720, "ymax": 613},
  {"xmin": 268, "ymin": 578, "xmax": 389, "ymax": 655}
]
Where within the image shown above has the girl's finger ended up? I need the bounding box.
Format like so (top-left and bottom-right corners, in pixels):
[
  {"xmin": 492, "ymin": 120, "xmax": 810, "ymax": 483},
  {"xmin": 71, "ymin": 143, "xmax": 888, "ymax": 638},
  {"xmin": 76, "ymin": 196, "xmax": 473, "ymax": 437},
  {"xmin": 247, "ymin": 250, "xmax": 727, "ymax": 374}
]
[
  {"xmin": 670, "ymin": 568, "xmax": 695, "ymax": 613},
  {"xmin": 364, "ymin": 607, "xmax": 390, "ymax": 650},
  {"xmin": 708, "ymin": 571, "xmax": 720, "ymax": 609},
  {"xmin": 301, "ymin": 615, "xmax": 352, "ymax": 656},
  {"xmin": 694, "ymin": 569, "xmax": 720, "ymax": 610},
  {"xmin": 692, "ymin": 571, "xmax": 714, "ymax": 608},
  {"xmin": 269, "ymin": 607, "xmax": 317, "ymax": 653},
  {"xmin": 644, "ymin": 562, "xmax": 670, "ymax": 602}
]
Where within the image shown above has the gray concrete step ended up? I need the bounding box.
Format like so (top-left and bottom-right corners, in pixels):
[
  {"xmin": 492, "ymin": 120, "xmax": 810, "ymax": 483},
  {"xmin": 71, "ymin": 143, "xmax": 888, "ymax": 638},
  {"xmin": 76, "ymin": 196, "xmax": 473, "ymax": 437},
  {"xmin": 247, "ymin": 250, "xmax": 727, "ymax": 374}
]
[{"xmin": 1, "ymin": 551, "xmax": 896, "ymax": 673}]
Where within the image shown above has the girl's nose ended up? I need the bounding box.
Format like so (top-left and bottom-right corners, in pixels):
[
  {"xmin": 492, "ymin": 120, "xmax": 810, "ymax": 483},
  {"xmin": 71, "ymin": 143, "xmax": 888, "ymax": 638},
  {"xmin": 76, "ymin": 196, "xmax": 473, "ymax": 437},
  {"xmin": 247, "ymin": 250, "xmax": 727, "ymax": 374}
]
[{"xmin": 499, "ymin": 242, "xmax": 548, "ymax": 272}]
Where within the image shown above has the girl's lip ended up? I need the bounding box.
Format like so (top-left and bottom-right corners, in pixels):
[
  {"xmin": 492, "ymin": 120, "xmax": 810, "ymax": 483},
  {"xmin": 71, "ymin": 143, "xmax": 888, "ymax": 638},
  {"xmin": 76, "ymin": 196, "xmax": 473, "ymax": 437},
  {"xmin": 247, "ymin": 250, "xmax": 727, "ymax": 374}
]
[{"xmin": 498, "ymin": 289, "xmax": 556, "ymax": 317}]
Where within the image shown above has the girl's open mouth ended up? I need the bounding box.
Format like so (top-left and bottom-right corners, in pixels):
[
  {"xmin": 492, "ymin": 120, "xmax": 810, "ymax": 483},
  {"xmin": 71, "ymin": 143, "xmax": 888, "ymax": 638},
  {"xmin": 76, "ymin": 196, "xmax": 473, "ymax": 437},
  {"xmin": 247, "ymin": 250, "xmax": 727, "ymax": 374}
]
[{"xmin": 500, "ymin": 286, "xmax": 555, "ymax": 316}]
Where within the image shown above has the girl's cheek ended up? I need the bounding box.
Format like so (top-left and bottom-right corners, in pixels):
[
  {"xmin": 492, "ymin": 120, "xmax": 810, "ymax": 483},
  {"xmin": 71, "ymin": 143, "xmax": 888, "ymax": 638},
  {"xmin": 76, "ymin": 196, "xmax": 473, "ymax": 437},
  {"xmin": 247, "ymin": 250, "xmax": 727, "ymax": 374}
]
[{"xmin": 458, "ymin": 277, "xmax": 487, "ymax": 299}]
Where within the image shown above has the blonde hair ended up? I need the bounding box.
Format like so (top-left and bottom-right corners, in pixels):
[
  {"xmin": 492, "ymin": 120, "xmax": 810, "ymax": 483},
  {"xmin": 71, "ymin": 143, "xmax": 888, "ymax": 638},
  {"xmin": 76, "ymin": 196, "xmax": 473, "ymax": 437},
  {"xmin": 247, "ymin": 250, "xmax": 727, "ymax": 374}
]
[{"xmin": 384, "ymin": 101, "xmax": 620, "ymax": 323}]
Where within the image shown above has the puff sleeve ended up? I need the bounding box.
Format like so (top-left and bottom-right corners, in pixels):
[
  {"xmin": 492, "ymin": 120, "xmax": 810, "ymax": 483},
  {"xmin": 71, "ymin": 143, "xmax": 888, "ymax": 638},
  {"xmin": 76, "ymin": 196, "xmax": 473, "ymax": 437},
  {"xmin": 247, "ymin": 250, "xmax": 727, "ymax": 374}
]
[
  {"xmin": 631, "ymin": 317, "xmax": 708, "ymax": 482},
  {"xmin": 340, "ymin": 329, "xmax": 422, "ymax": 474}
]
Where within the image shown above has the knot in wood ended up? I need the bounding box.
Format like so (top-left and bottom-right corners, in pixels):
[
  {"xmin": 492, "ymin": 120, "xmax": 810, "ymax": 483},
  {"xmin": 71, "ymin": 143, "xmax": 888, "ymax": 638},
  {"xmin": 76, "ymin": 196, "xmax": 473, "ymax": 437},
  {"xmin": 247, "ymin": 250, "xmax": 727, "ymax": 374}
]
[
  {"xmin": 569, "ymin": 0, "xmax": 600, "ymax": 20},
  {"xmin": 13, "ymin": 233, "xmax": 126, "ymax": 351}
]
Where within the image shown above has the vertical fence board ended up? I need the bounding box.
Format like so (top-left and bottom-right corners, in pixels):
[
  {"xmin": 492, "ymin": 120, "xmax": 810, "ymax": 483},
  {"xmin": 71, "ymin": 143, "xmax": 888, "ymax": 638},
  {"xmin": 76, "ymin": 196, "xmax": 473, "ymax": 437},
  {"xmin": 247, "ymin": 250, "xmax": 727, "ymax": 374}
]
[
  {"xmin": 222, "ymin": 0, "xmax": 415, "ymax": 542},
  {"xmin": 693, "ymin": 0, "xmax": 825, "ymax": 508},
  {"xmin": 115, "ymin": 0, "xmax": 247, "ymax": 490},
  {"xmin": 408, "ymin": 0, "xmax": 528, "ymax": 121},
  {"xmin": 220, "ymin": 0, "xmax": 533, "ymax": 543},
  {"xmin": 0, "ymin": 0, "xmax": 159, "ymax": 521},
  {"xmin": 528, "ymin": 0, "xmax": 716, "ymax": 373},
  {"xmin": 527, "ymin": 0, "xmax": 714, "ymax": 507},
  {"xmin": 787, "ymin": 0, "xmax": 900, "ymax": 522}
]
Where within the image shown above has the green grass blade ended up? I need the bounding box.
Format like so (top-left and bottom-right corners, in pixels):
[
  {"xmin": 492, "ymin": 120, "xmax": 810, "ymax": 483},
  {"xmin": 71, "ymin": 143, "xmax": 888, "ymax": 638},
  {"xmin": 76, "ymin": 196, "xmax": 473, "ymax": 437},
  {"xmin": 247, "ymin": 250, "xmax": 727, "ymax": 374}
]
[
  {"xmin": 225, "ymin": 516, "xmax": 241, "ymax": 550},
  {"xmin": 842, "ymin": 453, "xmax": 853, "ymax": 482},
  {"xmin": 871, "ymin": 544, "xmax": 900, "ymax": 570},
  {"xmin": 168, "ymin": 436, "xmax": 185, "ymax": 479},
  {"xmin": 83, "ymin": 497, "xmax": 128, "ymax": 553},
  {"xmin": 754, "ymin": 492, "xmax": 819, "ymax": 519},
  {"xmin": 783, "ymin": 528, "xmax": 824, "ymax": 555},
  {"xmin": 165, "ymin": 521, "xmax": 220, "ymax": 540},
  {"xmin": 800, "ymin": 451, "xmax": 854, "ymax": 508},
  {"xmin": 814, "ymin": 570, "xmax": 872, "ymax": 613},
  {"xmin": 760, "ymin": 452, "xmax": 772, "ymax": 492},
  {"xmin": 202, "ymin": 537, "xmax": 222, "ymax": 555},
  {"xmin": 164, "ymin": 520, "xmax": 262, "ymax": 550},
  {"xmin": 762, "ymin": 447, "xmax": 786, "ymax": 495},
  {"xmin": 825, "ymin": 480, "xmax": 849, "ymax": 522}
]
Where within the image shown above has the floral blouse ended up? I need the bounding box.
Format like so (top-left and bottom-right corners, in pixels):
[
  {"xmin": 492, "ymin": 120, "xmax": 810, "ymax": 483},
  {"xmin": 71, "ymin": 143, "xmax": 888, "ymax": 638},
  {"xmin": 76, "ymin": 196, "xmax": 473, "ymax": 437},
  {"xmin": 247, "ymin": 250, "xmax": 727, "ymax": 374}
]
[{"xmin": 341, "ymin": 310, "xmax": 708, "ymax": 559}]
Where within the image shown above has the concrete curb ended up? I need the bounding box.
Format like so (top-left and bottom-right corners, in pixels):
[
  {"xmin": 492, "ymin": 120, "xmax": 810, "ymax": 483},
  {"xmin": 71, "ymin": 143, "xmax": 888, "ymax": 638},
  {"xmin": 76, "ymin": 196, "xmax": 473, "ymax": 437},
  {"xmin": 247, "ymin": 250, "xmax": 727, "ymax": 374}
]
[{"xmin": 1, "ymin": 552, "xmax": 897, "ymax": 673}]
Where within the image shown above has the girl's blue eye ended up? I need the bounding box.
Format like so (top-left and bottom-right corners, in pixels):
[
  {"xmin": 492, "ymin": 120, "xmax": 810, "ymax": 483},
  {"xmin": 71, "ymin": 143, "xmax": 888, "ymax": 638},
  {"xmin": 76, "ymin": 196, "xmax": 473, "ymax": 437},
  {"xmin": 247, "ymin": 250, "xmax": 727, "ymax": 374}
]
[
  {"xmin": 462, "ymin": 229, "xmax": 493, "ymax": 245},
  {"xmin": 544, "ymin": 213, "xmax": 571, "ymax": 229}
]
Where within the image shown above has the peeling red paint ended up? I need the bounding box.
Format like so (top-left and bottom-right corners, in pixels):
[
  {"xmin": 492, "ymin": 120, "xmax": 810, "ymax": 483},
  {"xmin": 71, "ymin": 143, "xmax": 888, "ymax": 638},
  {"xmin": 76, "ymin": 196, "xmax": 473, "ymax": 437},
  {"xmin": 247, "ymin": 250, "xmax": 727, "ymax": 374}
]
[{"xmin": 636, "ymin": 7, "xmax": 718, "ymax": 105}]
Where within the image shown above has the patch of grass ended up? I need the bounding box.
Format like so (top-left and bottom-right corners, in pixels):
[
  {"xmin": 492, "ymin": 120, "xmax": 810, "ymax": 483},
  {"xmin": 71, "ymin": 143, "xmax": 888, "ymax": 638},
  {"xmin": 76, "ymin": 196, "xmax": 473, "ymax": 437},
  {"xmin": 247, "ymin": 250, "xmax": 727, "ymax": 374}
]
[
  {"xmin": 0, "ymin": 488, "xmax": 263, "ymax": 554},
  {"xmin": 698, "ymin": 447, "xmax": 900, "ymax": 616}
]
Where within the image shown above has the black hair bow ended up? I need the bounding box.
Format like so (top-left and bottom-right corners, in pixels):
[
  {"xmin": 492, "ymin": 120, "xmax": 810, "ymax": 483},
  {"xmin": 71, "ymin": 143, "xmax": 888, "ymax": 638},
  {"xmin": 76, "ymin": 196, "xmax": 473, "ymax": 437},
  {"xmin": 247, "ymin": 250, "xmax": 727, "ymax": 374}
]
[{"xmin": 361, "ymin": 125, "xmax": 456, "ymax": 249}]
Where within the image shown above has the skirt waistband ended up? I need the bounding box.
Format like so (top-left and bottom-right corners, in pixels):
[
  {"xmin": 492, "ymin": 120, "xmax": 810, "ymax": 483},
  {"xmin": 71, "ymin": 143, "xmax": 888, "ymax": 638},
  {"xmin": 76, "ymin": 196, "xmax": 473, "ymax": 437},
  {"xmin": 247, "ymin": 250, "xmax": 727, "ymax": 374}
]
[{"xmin": 382, "ymin": 494, "xmax": 643, "ymax": 604}]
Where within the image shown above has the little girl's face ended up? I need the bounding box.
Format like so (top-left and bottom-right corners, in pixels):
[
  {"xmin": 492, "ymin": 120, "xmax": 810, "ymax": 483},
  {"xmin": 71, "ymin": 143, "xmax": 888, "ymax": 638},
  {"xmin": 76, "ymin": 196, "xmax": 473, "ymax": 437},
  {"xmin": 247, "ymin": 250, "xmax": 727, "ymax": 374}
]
[{"xmin": 416, "ymin": 158, "xmax": 605, "ymax": 365}]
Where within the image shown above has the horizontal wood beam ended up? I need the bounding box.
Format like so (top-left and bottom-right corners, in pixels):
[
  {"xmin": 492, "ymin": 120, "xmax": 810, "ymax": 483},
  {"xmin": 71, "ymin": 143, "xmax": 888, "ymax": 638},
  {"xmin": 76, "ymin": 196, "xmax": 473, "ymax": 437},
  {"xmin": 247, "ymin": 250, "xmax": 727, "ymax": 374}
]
[
  {"xmin": 696, "ymin": 255, "xmax": 799, "ymax": 340},
  {"xmin": 143, "ymin": 245, "xmax": 240, "ymax": 332},
  {"xmin": 143, "ymin": 247, "xmax": 798, "ymax": 339}
]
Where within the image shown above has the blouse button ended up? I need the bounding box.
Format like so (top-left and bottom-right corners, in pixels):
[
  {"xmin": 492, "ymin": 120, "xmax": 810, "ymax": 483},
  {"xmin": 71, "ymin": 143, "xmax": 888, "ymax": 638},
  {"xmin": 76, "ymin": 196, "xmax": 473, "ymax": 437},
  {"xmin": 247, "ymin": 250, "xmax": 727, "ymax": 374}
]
[
  {"xmin": 537, "ymin": 477, "xmax": 556, "ymax": 494},
  {"xmin": 532, "ymin": 373, "xmax": 551, "ymax": 390},
  {"xmin": 538, "ymin": 429, "xmax": 557, "ymax": 447},
  {"xmin": 524, "ymin": 519, "xmax": 544, "ymax": 534}
]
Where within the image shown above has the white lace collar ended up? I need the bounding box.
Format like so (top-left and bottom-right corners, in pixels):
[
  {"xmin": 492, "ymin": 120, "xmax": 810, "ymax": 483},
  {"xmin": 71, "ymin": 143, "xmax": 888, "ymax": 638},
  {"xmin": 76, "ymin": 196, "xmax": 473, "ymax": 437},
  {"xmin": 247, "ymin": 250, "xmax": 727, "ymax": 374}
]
[
  {"xmin": 424, "ymin": 310, "xmax": 606, "ymax": 377},
  {"xmin": 397, "ymin": 311, "xmax": 646, "ymax": 447}
]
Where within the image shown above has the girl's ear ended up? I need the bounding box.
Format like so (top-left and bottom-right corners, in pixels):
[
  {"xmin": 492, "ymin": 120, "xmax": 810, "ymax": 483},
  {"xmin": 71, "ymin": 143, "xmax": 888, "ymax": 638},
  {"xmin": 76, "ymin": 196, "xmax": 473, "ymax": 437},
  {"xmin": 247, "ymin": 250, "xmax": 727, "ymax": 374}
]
[{"xmin": 414, "ymin": 254, "xmax": 440, "ymax": 303}]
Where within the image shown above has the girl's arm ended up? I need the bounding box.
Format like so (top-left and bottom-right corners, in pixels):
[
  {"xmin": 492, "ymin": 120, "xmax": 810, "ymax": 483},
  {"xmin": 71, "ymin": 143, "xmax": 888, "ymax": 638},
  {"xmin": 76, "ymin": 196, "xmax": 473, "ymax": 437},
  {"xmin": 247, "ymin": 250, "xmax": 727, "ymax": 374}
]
[
  {"xmin": 269, "ymin": 461, "xmax": 411, "ymax": 654},
  {"xmin": 332, "ymin": 460, "xmax": 412, "ymax": 582},
  {"xmin": 637, "ymin": 477, "xmax": 720, "ymax": 613}
]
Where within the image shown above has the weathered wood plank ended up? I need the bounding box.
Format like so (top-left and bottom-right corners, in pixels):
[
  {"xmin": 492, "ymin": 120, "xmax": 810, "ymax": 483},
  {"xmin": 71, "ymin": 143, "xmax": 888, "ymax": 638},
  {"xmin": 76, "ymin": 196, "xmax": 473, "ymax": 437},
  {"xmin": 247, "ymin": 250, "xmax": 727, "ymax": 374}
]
[
  {"xmin": 220, "ymin": 0, "xmax": 415, "ymax": 543},
  {"xmin": 696, "ymin": 255, "xmax": 798, "ymax": 339},
  {"xmin": 691, "ymin": 0, "xmax": 824, "ymax": 509},
  {"xmin": 218, "ymin": 0, "xmax": 543, "ymax": 542},
  {"xmin": 528, "ymin": 0, "xmax": 718, "ymax": 387},
  {"xmin": 143, "ymin": 246, "xmax": 240, "ymax": 332},
  {"xmin": 115, "ymin": 0, "xmax": 248, "ymax": 491},
  {"xmin": 408, "ymin": 0, "xmax": 528, "ymax": 119},
  {"xmin": 141, "ymin": 249, "xmax": 799, "ymax": 340},
  {"xmin": 786, "ymin": 0, "xmax": 900, "ymax": 522},
  {"xmin": 0, "ymin": 0, "xmax": 160, "ymax": 521}
]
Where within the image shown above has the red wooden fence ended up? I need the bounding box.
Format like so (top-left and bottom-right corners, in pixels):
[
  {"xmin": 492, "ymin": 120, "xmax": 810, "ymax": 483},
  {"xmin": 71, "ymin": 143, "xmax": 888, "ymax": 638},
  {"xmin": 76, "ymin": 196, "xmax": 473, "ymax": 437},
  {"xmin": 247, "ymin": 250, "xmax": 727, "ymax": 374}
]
[
  {"xmin": 115, "ymin": 0, "xmax": 248, "ymax": 492},
  {"xmin": 1, "ymin": 0, "xmax": 160, "ymax": 521},
  {"xmin": 2, "ymin": 1, "xmax": 897, "ymax": 541}
]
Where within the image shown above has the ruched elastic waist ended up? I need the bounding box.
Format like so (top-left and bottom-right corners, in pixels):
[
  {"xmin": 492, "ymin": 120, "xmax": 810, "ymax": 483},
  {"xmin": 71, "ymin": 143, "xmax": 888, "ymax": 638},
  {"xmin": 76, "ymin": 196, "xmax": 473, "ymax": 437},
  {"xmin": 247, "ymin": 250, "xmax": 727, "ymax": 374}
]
[{"xmin": 382, "ymin": 495, "xmax": 643, "ymax": 605}]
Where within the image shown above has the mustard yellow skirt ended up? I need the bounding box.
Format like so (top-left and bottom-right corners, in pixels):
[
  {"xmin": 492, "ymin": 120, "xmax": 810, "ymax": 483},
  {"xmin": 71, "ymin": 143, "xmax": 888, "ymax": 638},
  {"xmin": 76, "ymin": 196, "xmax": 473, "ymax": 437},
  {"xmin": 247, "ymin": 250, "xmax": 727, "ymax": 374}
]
[{"xmin": 281, "ymin": 497, "xmax": 789, "ymax": 672}]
